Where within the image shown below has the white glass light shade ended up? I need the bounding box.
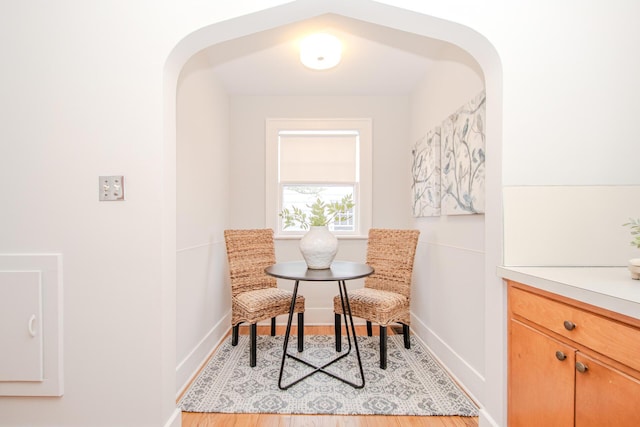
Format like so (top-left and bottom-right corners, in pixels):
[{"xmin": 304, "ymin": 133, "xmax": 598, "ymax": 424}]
[{"xmin": 299, "ymin": 33, "xmax": 342, "ymax": 70}]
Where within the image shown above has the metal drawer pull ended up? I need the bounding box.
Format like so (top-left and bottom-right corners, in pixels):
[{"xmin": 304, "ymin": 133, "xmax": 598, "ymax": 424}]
[
  {"xmin": 563, "ymin": 320, "xmax": 576, "ymax": 331},
  {"xmin": 555, "ymin": 351, "xmax": 567, "ymax": 361},
  {"xmin": 576, "ymin": 362, "xmax": 588, "ymax": 373}
]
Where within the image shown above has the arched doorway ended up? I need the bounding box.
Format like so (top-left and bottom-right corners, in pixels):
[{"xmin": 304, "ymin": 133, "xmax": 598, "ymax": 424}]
[{"xmin": 163, "ymin": 2, "xmax": 504, "ymax": 425}]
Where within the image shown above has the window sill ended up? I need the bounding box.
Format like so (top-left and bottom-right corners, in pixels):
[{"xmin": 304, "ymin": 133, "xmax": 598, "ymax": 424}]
[{"xmin": 275, "ymin": 234, "xmax": 368, "ymax": 241}]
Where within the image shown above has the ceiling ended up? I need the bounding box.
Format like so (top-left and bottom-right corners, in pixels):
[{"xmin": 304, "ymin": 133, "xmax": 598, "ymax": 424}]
[{"xmin": 203, "ymin": 14, "xmax": 454, "ymax": 96}]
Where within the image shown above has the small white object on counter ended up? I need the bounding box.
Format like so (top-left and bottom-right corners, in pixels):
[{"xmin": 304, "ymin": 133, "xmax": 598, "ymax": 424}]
[{"xmin": 630, "ymin": 258, "xmax": 640, "ymax": 280}]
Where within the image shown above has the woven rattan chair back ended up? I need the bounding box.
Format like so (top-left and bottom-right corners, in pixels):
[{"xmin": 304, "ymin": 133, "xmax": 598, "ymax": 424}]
[
  {"xmin": 223, "ymin": 228, "xmax": 305, "ymax": 367},
  {"xmin": 364, "ymin": 228, "xmax": 420, "ymax": 298},
  {"xmin": 224, "ymin": 228, "xmax": 277, "ymax": 297}
]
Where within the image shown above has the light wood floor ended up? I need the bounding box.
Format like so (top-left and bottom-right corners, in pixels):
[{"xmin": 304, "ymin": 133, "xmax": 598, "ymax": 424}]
[{"xmin": 180, "ymin": 325, "xmax": 479, "ymax": 427}]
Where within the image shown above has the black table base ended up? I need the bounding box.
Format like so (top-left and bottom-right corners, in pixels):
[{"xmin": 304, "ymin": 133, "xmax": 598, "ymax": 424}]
[{"xmin": 278, "ymin": 279, "xmax": 365, "ymax": 390}]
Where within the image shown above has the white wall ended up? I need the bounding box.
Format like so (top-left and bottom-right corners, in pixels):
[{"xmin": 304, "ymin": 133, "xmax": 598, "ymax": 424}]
[
  {"xmin": 228, "ymin": 95, "xmax": 412, "ymax": 230},
  {"xmin": 487, "ymin": 0, "xmax": 640, "ymax": 268},
  {"xmin": 503, "ymin": 186, "xmax": 640, "ymax": 266},
  {"xmin": 409, "ymin": 44, "xmax": 486, "ymax": 402},
  {"xmin": 0, "ymin": 2, "xmax": 177, "ymax": 426},
  {"xmin": 482, "ymin": 4, "xmax": 640, "ymax": 187},
  {"xmin": 175, "ymin": 52, "xmax": 231, "ymax": 394},
  {"xmin": 228, "ymin": 95, "xmax": 411, "ymax": 324},
  {"xmin": 1, "ymin": 1, "xmax": 639, "ymax": 427}
]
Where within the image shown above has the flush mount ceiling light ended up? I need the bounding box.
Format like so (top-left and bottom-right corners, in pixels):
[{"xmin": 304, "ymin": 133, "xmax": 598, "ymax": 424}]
[{"xmin": 299, "ymin": 33, "xmax": 342, "ymax": 70}]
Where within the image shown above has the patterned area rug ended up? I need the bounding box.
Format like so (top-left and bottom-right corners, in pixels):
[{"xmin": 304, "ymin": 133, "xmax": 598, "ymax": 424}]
[{"xmin": 179, "ymin": 334, "xmax": 478, "ymax": 416}]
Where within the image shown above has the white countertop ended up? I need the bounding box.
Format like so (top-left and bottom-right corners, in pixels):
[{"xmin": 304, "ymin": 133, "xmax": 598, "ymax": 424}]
[{"xmin": 497, "ymin": 266, "xmax": 640, "ymax": 320}]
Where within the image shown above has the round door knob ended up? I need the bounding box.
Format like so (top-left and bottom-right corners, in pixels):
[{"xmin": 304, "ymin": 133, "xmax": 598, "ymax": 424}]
[
  {"xmin": 576, "ymin": 362, "xmax": 588, "ymax": 373},
  {"xmin": 555, "ymin": 351, "xmax": 567, "ymax": 361},
  {"xmin": 563, "ymin": 320, "xmax": 576, "ymax": 331}
]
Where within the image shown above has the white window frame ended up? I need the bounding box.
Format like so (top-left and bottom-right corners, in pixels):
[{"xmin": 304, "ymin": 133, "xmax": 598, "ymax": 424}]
[{"xmin": 266, "ymin": 118, "xmax": 372, "ymax": 238}]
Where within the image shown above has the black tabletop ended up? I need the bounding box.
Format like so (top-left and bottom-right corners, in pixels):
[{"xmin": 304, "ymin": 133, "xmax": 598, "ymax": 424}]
[{"xmin": 265, "ymin": 260, "xmax": 374, "ymax": 282}]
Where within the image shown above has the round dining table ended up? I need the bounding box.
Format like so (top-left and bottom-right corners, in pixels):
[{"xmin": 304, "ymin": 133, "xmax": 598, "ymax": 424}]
[{"xmin": 264, "ymin": 260, "xmax": 374, "ymax": 390}]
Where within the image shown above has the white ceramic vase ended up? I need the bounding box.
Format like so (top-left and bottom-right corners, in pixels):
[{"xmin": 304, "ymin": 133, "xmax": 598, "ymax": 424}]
[
  {"xmin": 299, "ymin": 225, "xmax": 338, "ymax": 269},
  {"xmin": 629, "ymin": 258, "xmax": 640, "ymax": 280}
]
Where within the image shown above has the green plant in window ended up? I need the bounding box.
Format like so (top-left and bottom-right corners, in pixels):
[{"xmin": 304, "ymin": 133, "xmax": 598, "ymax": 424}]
[
  {"xmin": 280, "ymin": 194, "xmax": 355, "ymax": 230},
  {"xmin": 623, "ymin": 218, "xmax": 640, "ymax": 249}
]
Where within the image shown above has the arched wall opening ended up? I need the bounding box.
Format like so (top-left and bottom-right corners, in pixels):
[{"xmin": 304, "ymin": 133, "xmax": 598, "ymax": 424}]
[{"xmin": 163, "ymin": 2, "xmax": 504, "ymax": 425}]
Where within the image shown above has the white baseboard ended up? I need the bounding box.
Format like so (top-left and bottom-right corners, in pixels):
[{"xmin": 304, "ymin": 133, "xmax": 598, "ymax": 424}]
[
  {"xmin": 175, "ymin": 310, "xmax": 231, "ymax": 397},
  {"xmin": 410, "ymin": 313, "xmax": 485, "ymax": 408},
  {"xmin": 163, "ymin": 407, "xmax": 182, "ymax": 427},
  {"xmin": 479, "ymin": 408, "xmax": 500, "ymax": 427}
]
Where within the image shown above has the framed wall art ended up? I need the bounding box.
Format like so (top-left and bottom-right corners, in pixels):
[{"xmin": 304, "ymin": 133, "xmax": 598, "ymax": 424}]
[
  {"xmin": 411, "ymin": 127, "xmax": 441, "ymax": 217},
  {"xmin": 440, "ymin": 91, "xmax": 486, "ymax": 215}
]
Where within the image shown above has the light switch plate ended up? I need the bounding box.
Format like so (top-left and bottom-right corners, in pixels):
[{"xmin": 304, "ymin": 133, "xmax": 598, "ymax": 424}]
[{"xmin": 99, "ymin": 176, "xmax": 125, "ymax": 201}]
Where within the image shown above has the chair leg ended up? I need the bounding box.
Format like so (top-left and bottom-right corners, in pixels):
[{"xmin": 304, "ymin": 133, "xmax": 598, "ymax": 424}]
[
  {"xmin": 297, "ymin": 312, "xmax": 304, "ymax": 352},
  {"xmin": 232, "ymin": 324, "xmax": 240, "ymax": 346},
  {"xmin": 366, "ymin": 321, "xmax": 373, "ymax": 337},
  {"xmin": 250, "ymin": 323, "xmax": 257, "ymax": 367},
  {"xmin": 380, "ymin": 325, "xmax": 387, "ymax": 369},
  {"xmin": 403, "ymin": 323, "xmax": 410, "ymax": 349},
  {"xmin": 334, "ymin": 313, "xmax": 342, "ymax": 352},
  {"xmin": 270, "ymin": 317, "xmax": 276, "ymax": 336}
]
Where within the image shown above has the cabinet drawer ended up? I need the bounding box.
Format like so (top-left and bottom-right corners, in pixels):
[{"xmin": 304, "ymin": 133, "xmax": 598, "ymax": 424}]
[{"xmin": 509, "ymin": 286, "xmax": 640, "ymax": 373}]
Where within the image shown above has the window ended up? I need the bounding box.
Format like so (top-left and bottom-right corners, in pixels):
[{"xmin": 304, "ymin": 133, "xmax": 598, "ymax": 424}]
[{"xmin": 266, "ymin": 119, "xmax": 372, "ymax": 237}]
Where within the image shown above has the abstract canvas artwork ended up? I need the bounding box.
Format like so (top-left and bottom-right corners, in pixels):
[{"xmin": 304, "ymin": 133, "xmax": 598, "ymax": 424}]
[
  {"xmin": 411, "ymin": 127, "xmax": 441, "ymax": 217},
  {"xmin": 440, "ymin": 91, "xmax": 486, "ymax": 215}
]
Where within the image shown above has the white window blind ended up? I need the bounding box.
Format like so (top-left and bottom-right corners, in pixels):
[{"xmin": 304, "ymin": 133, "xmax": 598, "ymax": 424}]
[{"xmin": 279, "ymin": 133, "xmax": 357, "ymax": 183}]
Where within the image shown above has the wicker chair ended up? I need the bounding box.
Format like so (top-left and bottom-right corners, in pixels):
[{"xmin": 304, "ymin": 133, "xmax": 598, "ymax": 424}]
[
  {"xmin": 333, "ymin": 228, "xmax": 420, "ymax": 369},
  {"xmin": 224, "ymin": 228, "xmax": 305, "ymax": 367}
]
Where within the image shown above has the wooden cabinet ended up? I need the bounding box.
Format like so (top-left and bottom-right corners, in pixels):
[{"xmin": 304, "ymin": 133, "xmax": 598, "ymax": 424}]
[
  {"xmin": 507, "ymin": 281, "xmax": 640, "ymax": 427},
  {"xmin": 575, "ymin": 352, "xmax": 640, "ymax": 427},
  {"xmin": 509, "ymin": 319, "xmax": 575, "ymax": 426}
]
